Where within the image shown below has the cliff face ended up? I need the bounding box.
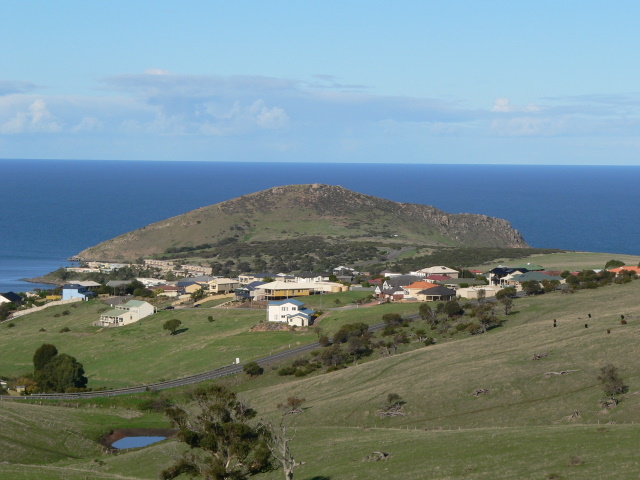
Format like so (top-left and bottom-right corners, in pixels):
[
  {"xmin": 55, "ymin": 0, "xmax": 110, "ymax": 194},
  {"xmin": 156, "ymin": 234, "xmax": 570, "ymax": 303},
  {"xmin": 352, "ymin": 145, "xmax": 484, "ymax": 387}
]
[{"xmin": 77, "ymin": 184, "xmax": 527, "ymax": 261}]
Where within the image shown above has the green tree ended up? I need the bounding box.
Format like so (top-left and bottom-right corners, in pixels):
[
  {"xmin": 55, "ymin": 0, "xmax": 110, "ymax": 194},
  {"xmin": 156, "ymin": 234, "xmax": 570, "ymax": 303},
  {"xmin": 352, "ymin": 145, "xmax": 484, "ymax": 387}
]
[
  {"xmin": 163, "ymin": 318, "xmax": 182, "ymax": 335},
  {"xmin": 443, "ymin": 300, "xmax": 463, "ymax": 318},
  {"xmin": 243, "ymin": 361, "xmax": 264, "ymax": 377},
  {"xmin": 521, "ymin": 280, "xmax": 542, "ymax": 295},
  {"xmin": 495, "ymin": 287, "xmax": 517, "ymax": 300},
  {"xmin": 604, "ymin": 259, "xmax": 625, "ymax": 270},
  {"xmin": 499, "ymin": 296, "xmax": 514, "ymax": 315},
  {"xmin": 162, "ymin": 384, "xmax": 272, "ymax": 480},
  {"xmin": 33, "ymin": 343, "xmax": 58, "ymax": 372},
  {"xmin": 38, "ymin": 353, "xmax": 88, "ymax": 392}
]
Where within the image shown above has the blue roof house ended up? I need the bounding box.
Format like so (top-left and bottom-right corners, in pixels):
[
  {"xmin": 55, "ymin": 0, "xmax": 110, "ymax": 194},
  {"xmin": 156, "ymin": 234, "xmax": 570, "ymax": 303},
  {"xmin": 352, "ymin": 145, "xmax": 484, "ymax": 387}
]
[
  {"xmin": 267, "ymin": 298, "xmax": 315, "ymax": 327},
  {"xmin": 62, "ymin": 284, "xmax": 96, "ymax": 301}
]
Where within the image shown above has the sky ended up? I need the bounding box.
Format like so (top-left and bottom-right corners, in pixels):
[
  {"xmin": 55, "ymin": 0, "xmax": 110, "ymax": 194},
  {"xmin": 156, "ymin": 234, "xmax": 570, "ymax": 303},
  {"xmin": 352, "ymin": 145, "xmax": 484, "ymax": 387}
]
[{"xmin": 1, "ymin": 1, "xmax": 640, "ymax": 164}]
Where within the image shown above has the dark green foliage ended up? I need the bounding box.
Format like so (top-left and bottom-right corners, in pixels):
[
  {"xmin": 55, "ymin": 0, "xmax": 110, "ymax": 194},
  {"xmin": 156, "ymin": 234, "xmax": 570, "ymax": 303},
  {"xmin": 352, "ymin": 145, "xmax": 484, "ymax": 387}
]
[
  {"xmin": 36, "ymin": 353, "xmax": 88, "ymax": 393},
  {"xmin": 6, "ymin": 322, "xmax": 15, "ymax": 328},
  {"xmin": 59, "ymin": 326, "xmax": 71, "ymax": 333},
  {"xmin": 604, "ymin": 259, "xmax": 625, "ymax": 269},
  {"xmin": 495, "ymin": 287, "xmax": 517, "ymax": 300},
  {"xmin": 424, "ymin": 337, "xmax": 435, "ymax": 346},
  {"xmin": 521, "ymin": 280, "xmax": 543, "ymax": 295},
  {"xmin": 162, "ymin": 384, "xmax": 272, "ymax": 480},
  {"xmin": 443, "ymin": 300, "xmax": 464, "ymax": 318},
  {"xmin": 332, "ymin": 322, "xmax": 369, "ymax": 344},
  {"xmin": 33, "ymin": 344, "xmax": 58, "ymax": 371},
  {"xmin": 243, "ymin": 361, "xmax": 264, "ymax": 377},
  {"xmin": 382, "ymin": 313, "xmax": 403, "ymax": 327},
  {"xmin": 163, "ymin": 318, "xmax": 182, "ymax": 335}
]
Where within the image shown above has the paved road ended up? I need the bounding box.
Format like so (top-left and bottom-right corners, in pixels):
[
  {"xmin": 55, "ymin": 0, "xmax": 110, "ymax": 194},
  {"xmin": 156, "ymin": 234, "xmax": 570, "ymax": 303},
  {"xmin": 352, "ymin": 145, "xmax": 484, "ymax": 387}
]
[{"xmin": 1, "ymin": 320, "xmax": 399, "ymax": 401}]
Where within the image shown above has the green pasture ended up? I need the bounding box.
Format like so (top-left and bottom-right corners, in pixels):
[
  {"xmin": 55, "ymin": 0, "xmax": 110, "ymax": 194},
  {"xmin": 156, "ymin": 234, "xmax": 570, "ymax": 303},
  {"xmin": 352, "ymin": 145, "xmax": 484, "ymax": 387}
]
[{"xmin": 0, "ymin": 300, "xmax": 314, "ymax": 387}]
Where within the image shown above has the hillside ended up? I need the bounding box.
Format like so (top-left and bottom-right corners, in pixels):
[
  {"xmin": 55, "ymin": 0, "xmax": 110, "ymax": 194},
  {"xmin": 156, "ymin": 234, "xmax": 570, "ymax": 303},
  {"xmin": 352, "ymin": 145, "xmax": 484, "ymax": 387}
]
[{"xmin": 76, "ymin": 184, "xmax": 527, "ymax": 261}]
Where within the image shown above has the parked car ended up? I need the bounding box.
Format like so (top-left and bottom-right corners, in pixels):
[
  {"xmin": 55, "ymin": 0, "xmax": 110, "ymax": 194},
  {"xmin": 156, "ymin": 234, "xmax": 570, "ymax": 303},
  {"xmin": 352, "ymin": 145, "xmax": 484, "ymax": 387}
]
[{"xmin": 164, "ymin": 306, "xmax": 175, "ymax": 310}]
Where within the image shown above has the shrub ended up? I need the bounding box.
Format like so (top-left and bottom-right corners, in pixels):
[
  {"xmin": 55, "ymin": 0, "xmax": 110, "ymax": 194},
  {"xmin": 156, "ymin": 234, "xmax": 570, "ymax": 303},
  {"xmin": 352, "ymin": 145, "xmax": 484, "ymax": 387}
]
[
  {"xmin": 278, "ymin": 366, "xmax": 296, "ymax": 376},
  {"xmin": 6, "ymin": 322, "xmax": 15, "ymax": 328},
  {"xmin": 59, "ymin": 327, "xmax": 71, "ymax": 333},
  {"xmin": 61, "ymin": 310, "xmax": 70, "ymax": 316},
  {"xmin": 424, "ymin": 337, "xmax": 435, "ymax": 346},
  {"xmin": 243, "ymin": 361, "xmax": 264, "ymax": 377}
]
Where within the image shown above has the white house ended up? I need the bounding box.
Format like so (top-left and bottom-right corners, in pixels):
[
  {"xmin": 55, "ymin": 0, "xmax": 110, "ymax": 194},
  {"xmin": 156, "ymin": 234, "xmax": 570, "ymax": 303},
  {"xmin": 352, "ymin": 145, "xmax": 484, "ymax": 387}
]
[
  {"xmin": 95, "ymin": 300, "xmax": 156, "ymax": 327},
  {"xmin": 412, "ymin": 266, "xmax": 460, "ymax": 279},
  {"xmin": 267, "ymin": 299, "xmax": 315, "ymax": 327}
]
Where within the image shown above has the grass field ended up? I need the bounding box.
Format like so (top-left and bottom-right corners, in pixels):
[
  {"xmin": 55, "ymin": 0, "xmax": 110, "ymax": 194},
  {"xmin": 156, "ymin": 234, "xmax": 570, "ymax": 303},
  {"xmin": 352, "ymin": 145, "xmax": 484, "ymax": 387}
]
[
  {"xmin": 0, "ymin": 300, "xmax": 315, "ymax": 387},
  {"xmin": 3, "ymin": 279, "xmax": 640, "ymax": 479}
]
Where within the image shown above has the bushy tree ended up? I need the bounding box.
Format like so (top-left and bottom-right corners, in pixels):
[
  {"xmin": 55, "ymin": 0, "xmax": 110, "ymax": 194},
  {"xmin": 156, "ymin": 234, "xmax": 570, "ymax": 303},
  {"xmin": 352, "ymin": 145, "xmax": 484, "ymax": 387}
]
[
  {"xmin": 243, "ymin": 361, "xmax": 264, "ymax": 377},
  {"xmin": 163, "ymin": 318, "xmax": 182, "ymax": 335},
  {"xmin": 33, "ymin": 343, "xmax": 58, "ymax": 371},
  {"xmin": 604, "ymin": 259, "xmax": 625, "ymax": 269},
  {"xmin": 162, "ymin": 385, "xmax": 272, "ymax": 480},
  {"xmin": 37, "ymin": 353, "xmax": 87, "ymax": 392}
]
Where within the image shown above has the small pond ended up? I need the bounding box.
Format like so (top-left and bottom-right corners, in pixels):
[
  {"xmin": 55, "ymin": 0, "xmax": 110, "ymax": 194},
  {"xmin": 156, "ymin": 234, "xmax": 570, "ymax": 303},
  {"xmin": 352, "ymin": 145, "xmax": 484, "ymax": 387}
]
[
  {"xmin": 112, "ymin": 436, "xmax": 166, "ymax": 449},
  {"xmin": 100, "ymin": 428, "xmax": 177, "ymax": 450}
]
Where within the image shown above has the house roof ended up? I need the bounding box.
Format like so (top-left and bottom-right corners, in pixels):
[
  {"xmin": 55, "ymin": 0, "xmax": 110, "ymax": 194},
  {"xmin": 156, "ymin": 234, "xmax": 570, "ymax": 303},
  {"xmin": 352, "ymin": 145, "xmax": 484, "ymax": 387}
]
[
  {"xmin": 425, "ymin": 275, "xmax": 451, "ymax": 281},
  {"xmin": 269, "ymin": 298, "xmax": 305, "ymax": 306},
  {"xmin": 511, "ymin": 272, "xmax": 563, "ymax": 282},
  {"xmin": 106, "ymin": 280, "xmax": 130, "ymax": 287},
  {"xmin": 609, "ymin": 266, "xmax": 640, "ymax": 274},
  {"xmin": 123, "ymin": 300, "xmax": 149, "ymax": 307},
  {"xmin": 68, "ymin": 280, "xmax": 101, "ymax": 287},
  {"xmin": 386, "ymin": 275, "xmax": 421, "ymax": 288},
  {"xmin": 417, "ymin": 286, "xmax": 456, "ymax": 296},
  {"xmin": 404, "ymin": 281, "xmax": 438, "ymax": 290},
  {"xmin": 510, "ymin": 263, "xmax": 545, "ymax": 271},
  {"xmin": 101, "ymin": 308, "xmax": 125, "ymax": 318},
  {"xmin": 0, "ymin": 291, "xmax": 22, "ymax": 303}
]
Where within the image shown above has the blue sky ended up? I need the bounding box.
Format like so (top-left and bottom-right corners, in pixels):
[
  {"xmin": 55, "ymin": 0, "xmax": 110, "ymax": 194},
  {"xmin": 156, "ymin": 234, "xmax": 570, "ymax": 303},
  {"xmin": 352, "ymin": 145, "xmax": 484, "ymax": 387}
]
[{"xmin": 2, "ymin": 1, "xmax": 640, "ymax": 164}]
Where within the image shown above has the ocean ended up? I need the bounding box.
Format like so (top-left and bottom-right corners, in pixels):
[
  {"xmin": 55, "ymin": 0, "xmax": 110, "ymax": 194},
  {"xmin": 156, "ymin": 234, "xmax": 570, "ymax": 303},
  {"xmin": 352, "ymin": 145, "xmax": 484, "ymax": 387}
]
[{"xmin": 1, "ymin": 159, "xmax": 639, "ymax": 292}]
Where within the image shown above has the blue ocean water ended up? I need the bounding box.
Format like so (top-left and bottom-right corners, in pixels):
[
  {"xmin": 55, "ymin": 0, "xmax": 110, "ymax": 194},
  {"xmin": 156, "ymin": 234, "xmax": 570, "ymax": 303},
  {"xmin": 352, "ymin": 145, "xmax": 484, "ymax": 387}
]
[{"xmin": 1, "ymin": 159, "xmax": 639, "ymax": 292}]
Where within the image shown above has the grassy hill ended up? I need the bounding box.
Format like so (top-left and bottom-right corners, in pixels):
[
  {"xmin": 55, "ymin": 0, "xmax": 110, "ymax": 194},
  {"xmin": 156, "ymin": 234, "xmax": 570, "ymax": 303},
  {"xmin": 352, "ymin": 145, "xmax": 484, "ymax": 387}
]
[
  {"xmin": 76, "ymin": 184, "xmax": 527, "ymax": 262},
  {"xmin": 2, "ymin": 278, "xmax": 640, "ymax": 479}
]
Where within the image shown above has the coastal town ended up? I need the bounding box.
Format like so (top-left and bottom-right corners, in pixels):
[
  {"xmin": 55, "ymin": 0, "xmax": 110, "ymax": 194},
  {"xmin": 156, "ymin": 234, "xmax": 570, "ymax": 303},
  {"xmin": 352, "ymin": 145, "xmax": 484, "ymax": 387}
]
[{"xmin": 2, "ymin": 257, "xmax": 637, "ymax": 329}]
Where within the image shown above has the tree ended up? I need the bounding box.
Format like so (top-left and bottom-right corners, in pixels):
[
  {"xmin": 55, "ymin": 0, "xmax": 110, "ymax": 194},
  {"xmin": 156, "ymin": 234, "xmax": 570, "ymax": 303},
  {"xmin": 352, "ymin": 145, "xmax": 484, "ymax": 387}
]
[
  {"xmin": 499, "ymin": 296, "xmax": 514, "ymax": 315},
  {"xmin": 443, "ymin": 300, "xmax": 463, "ymax": 318},
  {"xmin": 476, "ymin": 289, "xmax": 486, "ymax": 303},
  {"xmin": 495, "ymin": 287, "xmax": 517, "ymax": 300},
  {"xmin": 33, "ymin": 343, "xmax": 58, "ymax": 371},
  {"xmin": 604, "ymin": 259, "xmax": 625, "ymax": 270},
  {"xmin": 162, "ymin": 385, "xmax": 272, "ymax": 480},
  {"xmin": 163, "ymin": 318, "xmax": 183, "ymax": 335},
  {"xmin": 597, "ymin": 364, "xmax": 627, "ymax": 399},
  {"xmin": 243, "ymin": 361, "xmax": 264, "ymax": 377},
  {"xmin": 521, "ymin": 280, "xmax": 542, "ymax": 296},
  {"xmin": 38, "ymin": 353, "xmax": 88, "ymax": 392}
]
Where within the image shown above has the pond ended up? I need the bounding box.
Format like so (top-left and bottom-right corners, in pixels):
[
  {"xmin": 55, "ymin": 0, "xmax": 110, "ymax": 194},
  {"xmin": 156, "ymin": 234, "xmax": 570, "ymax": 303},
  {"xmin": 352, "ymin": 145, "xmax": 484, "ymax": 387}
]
[
  {"xmin": 100, "ymin": 427, "xmax": 177, "ymax": 450},
  {"xmin": 112, "ymin": 436, "xmax": 166, "ymax": 449}
]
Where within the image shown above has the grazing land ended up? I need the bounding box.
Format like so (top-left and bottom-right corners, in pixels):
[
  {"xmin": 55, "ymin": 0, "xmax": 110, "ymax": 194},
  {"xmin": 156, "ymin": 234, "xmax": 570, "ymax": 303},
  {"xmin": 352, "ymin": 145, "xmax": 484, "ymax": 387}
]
[{"xmin": 2, "ymin": 275, "xmax": 640, "ymax": 479}]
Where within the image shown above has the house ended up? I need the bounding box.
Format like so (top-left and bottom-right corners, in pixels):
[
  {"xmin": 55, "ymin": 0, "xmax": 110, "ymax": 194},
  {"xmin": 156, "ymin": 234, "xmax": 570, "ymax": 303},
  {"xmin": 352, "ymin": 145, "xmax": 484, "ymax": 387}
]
[
  {"xmin": 153, "ymin": 284, "xmax": 182, "ymax": 297},
  {"xmin": 609, "ymin": 266, "xmax": 640, "ymax": 276},
  {"xmin": 234, "ymin": 281, "xmax": 266, "ymax": 301},
  {"xmin": 267, "ymin": 299, "xmax": 315, "ymax": 327},
  {"xmin": 375, "ymin": 275, "xmax": 421, "ymax": 298},
  {"xmin": 176, "ymin": 280, "xmax": 203, "ymax": 294},
  {"xmin": 208, "ymin": 278, "xmax": 241, "ymax": 294},
  {"xmin": 402, "ymin": 281, "xmax": 439, "ymax": 299},
  {"xmin": 293, "ymin": 272, "xmax": 332, "ymax": 283},
  {"xmin": 413, "ymin": 266, "xmax": 460, "ymax": 279},
  {"xmin": 95, "ymin": 300, "xmax": 156, "ymax": 327},
  {"xmin": 61, "ymin": 284, "xmax": 96, "ymax": 301},
  {"xmin": 238, "ymin": 273, "xmax": 277, "ymax": 284},
  {"xmin": 0, "ymin": 291, "xmax": 22, "ymax": 305},
  {"xmin": 457, "ymin": 285, "xmax": 502, "ymax": 299},
  {"xmin": 416, "ymin": 286, "xmax": 456, "ymax": 302},
  {"xmin": 379, "ymin": 287, "xmax": 406, "ymax": 301},
  {"xmin": 254, "ymin": 281, "xmax": 346, "ymax": 300},
  {"xmin": 181, "ymin": 264, "xmax": 213, "ymax": 276}
]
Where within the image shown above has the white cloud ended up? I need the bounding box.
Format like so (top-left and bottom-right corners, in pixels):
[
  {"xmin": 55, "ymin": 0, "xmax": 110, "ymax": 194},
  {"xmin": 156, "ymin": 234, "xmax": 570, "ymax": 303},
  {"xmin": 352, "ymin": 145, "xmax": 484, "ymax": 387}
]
[
  {"xmin": 0, "ymin": 98, "xmax": 62, "ymax": 134},
  {"xmin": 143, "ymin": 68, "xmax": 171, "ymax": 75}
]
